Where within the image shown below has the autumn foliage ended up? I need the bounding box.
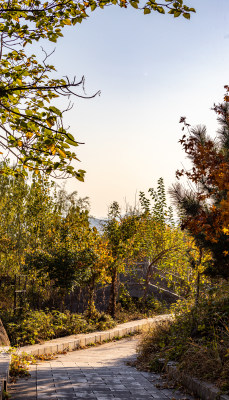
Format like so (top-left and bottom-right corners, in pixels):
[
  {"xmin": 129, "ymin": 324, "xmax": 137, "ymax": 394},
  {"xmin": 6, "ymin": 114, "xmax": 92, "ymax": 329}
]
[{"xmin": 171, "ymin": 101, "xmax": 229, "ymax": 278}]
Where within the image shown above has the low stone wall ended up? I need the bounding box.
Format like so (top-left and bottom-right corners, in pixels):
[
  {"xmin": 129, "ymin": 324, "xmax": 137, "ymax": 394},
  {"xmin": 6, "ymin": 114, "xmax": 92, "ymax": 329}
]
[
  {"xmin": 0, "ymin": 347, "xmax": 11, "ymax": 400},
  {"xmin": 19, "ymin": 314, "xmax": 172, "ymax": 356},
  {"xmin": 166, "ymin": 361, "xmax": 229, "ymax": 400}
]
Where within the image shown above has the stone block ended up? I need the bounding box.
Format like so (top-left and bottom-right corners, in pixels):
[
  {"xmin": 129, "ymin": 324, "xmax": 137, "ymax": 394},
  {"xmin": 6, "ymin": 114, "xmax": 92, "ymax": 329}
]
[
  {"xmin": 38, "ymin": 347, "xmax": 45, "ymax": 356},
  {"xmin": 85, "ymin": 336, "xmax": 95, "ymax": 346},
  {"xmin": 44, "ymin": 346, "xmax": 53, "ymax": 355},
  {"xmin": 109, "ymin": 331, "xmax": 115, "ymax": 340},
  {"xmin": 57, "ymin": 344, "xmax": 64, "ymax": 353},
  {"xmin": 79, "ymin": 337, "xmax": 86, "ymax": 347},
  {"xmin": 95, "ymin": 334, "xmax": 102, "ymax": 343},
  {"xmin": 100, "ymin": 333, "xmax": 109, "ymax": 342},
  {"xmin": 68, "ymin": 341, "xmax": 77, "ymax": 351},
  {"xmin": 30, "ymin": 349, "xmax": 39, "ymax": 356}
]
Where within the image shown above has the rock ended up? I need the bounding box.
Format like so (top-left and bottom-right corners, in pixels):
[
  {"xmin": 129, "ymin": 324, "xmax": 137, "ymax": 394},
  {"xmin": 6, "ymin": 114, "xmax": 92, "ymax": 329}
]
[{"xmin": 0, "ymin": 318, "xmax": 10, "ymax": 346}]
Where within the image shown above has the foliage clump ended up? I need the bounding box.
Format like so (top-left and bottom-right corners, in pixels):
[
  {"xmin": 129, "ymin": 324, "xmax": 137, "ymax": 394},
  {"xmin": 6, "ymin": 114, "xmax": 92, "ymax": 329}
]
[
  {"xmin": 10, "ymin": 351, "xmax": 36, "ymax": 379},
  {"xmin": 6, "ymin": 309, "xmax": 116, "ymax": 346}
]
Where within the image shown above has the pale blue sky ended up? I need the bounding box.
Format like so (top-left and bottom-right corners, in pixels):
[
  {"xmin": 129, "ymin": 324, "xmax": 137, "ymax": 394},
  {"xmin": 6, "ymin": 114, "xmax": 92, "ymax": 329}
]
[{"xmin": 40, "ymin": 0, "xmax": 229, "ymax": 217}]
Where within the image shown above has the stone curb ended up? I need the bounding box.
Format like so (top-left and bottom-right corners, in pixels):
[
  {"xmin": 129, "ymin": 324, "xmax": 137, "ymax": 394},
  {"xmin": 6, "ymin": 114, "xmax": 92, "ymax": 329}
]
[
  {"xmin": 19, "ymin": 314, "xmax": 172, "ymax": 357},
  {"xmin": 166, "ymin": 361, "xmax": 229, "ymax": 400},
  {"xmin": 0, "ymin": 347, "xmax": 11, "ymax": 400}
]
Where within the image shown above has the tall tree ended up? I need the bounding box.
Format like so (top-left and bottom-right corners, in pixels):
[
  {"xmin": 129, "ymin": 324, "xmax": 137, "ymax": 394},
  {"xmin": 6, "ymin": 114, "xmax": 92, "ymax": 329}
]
[
  {"xmin": 104, "ymin": 201, "xmax": 139, "ymax": 317},
  {"xmin": 170, "ymin": 102, "xmax": 229, "ymax": 279},
  {"xmin": 138, "ymin": 178, "xmax": 194, "ymax": 299}
]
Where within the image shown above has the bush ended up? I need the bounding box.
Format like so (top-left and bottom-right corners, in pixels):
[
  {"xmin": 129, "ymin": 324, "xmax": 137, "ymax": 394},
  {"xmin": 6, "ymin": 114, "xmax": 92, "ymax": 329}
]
[
  {"xmin": 86, "ymin": 311, "xmax": 116, "ymax": 331},
  {"xmin": 118, "ymin": 285, "xmax": 167, "ymax": 317},
  {"xmin": 137, "ymin": 288, "xmax": 229, "ymax": 393},
  {"xmin": 6, "ymin": 309, "xmax": 117, "ymax": 346}
]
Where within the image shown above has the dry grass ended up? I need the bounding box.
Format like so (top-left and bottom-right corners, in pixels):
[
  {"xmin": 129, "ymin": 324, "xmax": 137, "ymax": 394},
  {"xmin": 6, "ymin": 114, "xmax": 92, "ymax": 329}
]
[
  {"xmin": 136, "ymin": 292, "xmax": 229, "ymax": 393},
  {"xmin": 136, "ymin": 320, "xmax": 172, "ymax": 371}
]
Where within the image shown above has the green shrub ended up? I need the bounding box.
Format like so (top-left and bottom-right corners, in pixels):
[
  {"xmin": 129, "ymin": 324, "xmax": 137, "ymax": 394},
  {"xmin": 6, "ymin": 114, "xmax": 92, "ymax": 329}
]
[
  {"xmin": 7, "ymin": 310, "xmax": 55, "ymax": 345},
  {"xmin": 6, "ymin": 309, "xmax": 116, "ymax": 346}
]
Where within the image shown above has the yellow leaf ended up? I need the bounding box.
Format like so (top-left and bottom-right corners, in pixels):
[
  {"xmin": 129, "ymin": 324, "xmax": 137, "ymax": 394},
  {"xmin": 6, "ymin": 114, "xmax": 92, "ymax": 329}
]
[
  {"xmin": 63, "ymin": 19, "xmax": 71, "ymax": 25},
  {"xmin": 15, "ymin": 78, "xmax": 22, "ymax": 85},
  {"xmin": 17, "ymin": 140, "xmax": 23, "ymax": 147},
  {"xmin": 46, "ymin": 118, "xmax": 53, "ymax": 128},
  {"xmin": 57, "ymin": 149, "xmax": 66, "ymax": 158},
  {"xmin": 26, "ymin": 132, "xmax": 33, "ymax": 139},
  {"xmin": 49, "ymin": 144, "xmax": 56, "ymax": 155}
]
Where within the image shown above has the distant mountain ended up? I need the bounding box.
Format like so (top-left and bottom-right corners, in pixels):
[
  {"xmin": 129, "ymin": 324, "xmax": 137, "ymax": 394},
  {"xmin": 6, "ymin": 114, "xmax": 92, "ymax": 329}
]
[{"xmin": 89, "ymin": 217, "xmax": 106, "ymax": 232}]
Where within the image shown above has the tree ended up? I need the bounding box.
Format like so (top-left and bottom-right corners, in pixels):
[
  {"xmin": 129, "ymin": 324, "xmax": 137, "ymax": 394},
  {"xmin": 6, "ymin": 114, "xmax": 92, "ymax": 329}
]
[
  {"xmin": 104, "ymin": 201, "xmax": 140, "ymax": 317},
  {"xmin": 75, "ymin": 235, "xmax": 112, "ymax": 317},
  {"xmin": 170, "ymin": 101, "xmax": 229, "ymax": 279},
  {"xmin": 0, "ymin": 0, "xmax": 195, "ymax": 178},
  {"xmin": 138, "ymin": 178, "xmax": 187, "ymax": 299},
  {"xmin": 25, "ymin": 193, "xmax": 92, "ymax": 293}
]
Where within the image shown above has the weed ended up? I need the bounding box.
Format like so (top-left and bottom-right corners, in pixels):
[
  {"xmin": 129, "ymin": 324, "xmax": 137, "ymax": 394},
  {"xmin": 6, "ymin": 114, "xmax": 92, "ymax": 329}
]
[
  {"xmin": 9, "ymin": 350, "xmax": 36, "ymax": 380},
  {"xmin": 137, "ymin": 287, "xmax": 229, "ymax": 393}
]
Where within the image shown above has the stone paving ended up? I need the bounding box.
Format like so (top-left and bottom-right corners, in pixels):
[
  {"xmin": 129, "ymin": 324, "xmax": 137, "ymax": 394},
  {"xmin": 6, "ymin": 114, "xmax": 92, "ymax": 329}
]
[{"xmin": 9, "ymin": 337, "xmax": 196, "ymax": 400}]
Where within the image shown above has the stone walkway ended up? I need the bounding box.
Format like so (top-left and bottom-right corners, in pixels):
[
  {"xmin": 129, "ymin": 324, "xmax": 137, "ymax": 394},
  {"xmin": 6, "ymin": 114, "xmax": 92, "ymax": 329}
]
[{"xmin": 9, "ymin": 337, "xmax": 195, "ymax": 400}]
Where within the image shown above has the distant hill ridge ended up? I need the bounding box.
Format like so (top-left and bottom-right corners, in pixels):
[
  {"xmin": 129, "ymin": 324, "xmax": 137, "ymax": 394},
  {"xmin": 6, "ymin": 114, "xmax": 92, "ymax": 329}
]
[{"xmin": 89, "ymin": 217, "xmax": 106, "ymax": 232}]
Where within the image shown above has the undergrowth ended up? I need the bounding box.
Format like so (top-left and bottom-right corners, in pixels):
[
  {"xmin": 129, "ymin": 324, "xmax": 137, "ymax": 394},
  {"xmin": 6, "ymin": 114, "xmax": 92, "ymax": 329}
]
[
  {"xmin": 137, "ymin": 284, "xmax": 229, "ymax": 393},
  {"xmin": 3, "ymin": 291, "xmax": 165, "ymax": 346},
  {"xmin": 5, "ymin": 309, "xmax": 116, "ymax": 346},
  {"xmin": 116, "ymin": 290, "xmax": 167, "ymax": 323},
  {"xmin": 9, "ymin": 350, "xmax": 36, "ymax": 380}
]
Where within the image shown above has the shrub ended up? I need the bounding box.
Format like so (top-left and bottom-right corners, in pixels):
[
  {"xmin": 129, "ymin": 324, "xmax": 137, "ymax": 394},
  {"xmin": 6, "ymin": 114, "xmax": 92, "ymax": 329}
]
[
  {"xmin": 137, "ymin": 287, "xmax": 229, "ymax": 393},
  {"xmin": 6, "ymin": 309, "xmax": 116, "ymax": 346}
]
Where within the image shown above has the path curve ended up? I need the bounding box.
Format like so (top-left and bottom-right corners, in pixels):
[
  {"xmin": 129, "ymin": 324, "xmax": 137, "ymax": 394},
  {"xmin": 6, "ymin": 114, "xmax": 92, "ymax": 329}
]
[{"xmin": 9, "ymin": 337, "xmax": 195, "ymax": 400}]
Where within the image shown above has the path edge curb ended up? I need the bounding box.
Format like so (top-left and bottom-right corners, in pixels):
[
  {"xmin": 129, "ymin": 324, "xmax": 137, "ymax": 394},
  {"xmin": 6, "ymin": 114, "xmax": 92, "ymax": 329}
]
[{"xmin": 166, "ymin": 361, "xmax": 229, "ymax": 400}]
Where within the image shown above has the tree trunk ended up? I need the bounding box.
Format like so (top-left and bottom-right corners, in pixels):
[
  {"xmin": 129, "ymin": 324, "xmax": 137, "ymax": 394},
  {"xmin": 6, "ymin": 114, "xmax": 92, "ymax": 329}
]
[
  {"xmin": 0, "ymin": 318, "xmax": 10, "ymax": 346},
  {"xmin": 87, "ymin": 276, "xmax": 96, "ymax": 318},
  {"xmin": 195, "ymin": 271, "xmax": 200, "ymax": 306},
  {"xmin": 195, "ymin": 249, "xmax": 202, "ymax": 307},
  {"xmin": 143, "ymin": 260, "xmax": 153, "ymax": 301},
  {"xmin": 108, "ymin": 268, "xmax": 119, "ymax": 318}
]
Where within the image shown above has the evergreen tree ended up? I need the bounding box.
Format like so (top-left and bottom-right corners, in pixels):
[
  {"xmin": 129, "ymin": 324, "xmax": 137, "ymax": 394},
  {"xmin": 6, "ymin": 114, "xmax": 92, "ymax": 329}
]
[{"xmin": 170, "ymin": 103, "xmax": 229, "ymax": 278}]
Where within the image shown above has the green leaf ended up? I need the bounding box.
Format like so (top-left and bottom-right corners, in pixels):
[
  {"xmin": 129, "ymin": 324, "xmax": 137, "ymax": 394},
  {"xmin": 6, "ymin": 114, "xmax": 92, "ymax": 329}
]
[
  {"xmin": 156, "ymin": 6, "xmax": 165, "ymax": 14},
  {"xmin": 174, "ymin": 10, "xmax": 182, "ymax": 17},
  {"xmin": 66, "ymin": 139, "xmax": 78, "ymax": 146},
  {"xmin": 49, "ymin": 106, "xmax": 62, "ymax": 117},
  {"xmin": 144, "ymin": 8, "xmax": 151, "ymax": 14},
  {"xmin": 183, "ymin": 12, "xmax": 190, "ymax": 19},
  {"xmin": 130, "ymin": 1, "xmax": 138, "ymax": 9}
]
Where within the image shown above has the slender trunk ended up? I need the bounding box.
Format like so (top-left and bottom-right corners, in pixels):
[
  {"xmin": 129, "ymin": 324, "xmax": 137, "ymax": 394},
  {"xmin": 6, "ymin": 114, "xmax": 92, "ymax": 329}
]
[
  {"xmin": 195, "ymin": 271, "xmax": 200, "ymax": 306},
  {"xmin": 143, "ymin": 259, "xmax": 154, "ymax": 301},
  {"xmin": 195, "ymin": 249, "xmax": 202, "ymax": 307},
  {"xmin": 0, "ymin": 34, "xmax": 3, "ymax": 60},
  {"xmin": 143, "ymin": 265, "xmax": 151, "ymax": 301},
  {"xmin": 108, "ymin": 268, "xmax": 119, "ymax": 318},
  {"xmin": 87, "ymin": 276, "xmax": 96, "ymax": 318}
]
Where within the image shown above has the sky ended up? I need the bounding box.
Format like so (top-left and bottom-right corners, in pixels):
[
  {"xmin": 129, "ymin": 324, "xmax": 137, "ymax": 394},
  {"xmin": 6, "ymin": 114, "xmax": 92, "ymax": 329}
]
[{"xmin": 37, "ymin": 0, "xmax": 229, "ymax": 218}]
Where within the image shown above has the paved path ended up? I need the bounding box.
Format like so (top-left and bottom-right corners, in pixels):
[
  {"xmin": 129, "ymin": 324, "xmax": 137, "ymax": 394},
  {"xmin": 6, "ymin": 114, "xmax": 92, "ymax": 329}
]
[{"xmin": 9, "ymin": 337, "xmax": 195, "ymax": 400}]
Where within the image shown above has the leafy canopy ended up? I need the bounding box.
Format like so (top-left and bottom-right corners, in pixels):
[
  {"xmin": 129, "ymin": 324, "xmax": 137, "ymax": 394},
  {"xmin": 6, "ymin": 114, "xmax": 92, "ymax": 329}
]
[{"xmin": 0, "ymin": 0, "xmax": 195, "ymax": 178}]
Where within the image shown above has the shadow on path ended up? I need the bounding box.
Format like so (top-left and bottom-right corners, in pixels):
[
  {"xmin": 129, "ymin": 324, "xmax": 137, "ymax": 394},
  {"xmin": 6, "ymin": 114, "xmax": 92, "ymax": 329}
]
[{"xmin": 9, "ymin": 338, "xmax": 195, "ymax": 400}]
